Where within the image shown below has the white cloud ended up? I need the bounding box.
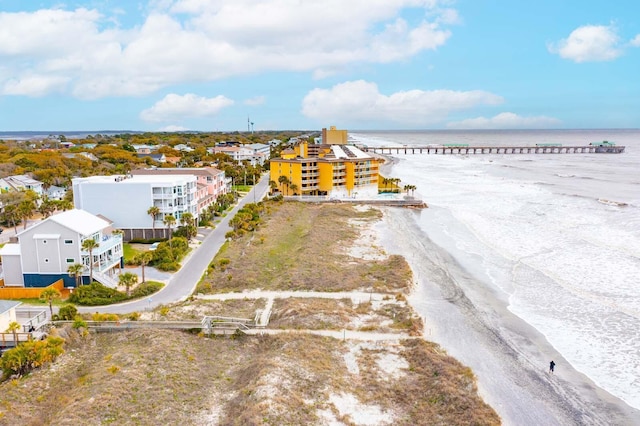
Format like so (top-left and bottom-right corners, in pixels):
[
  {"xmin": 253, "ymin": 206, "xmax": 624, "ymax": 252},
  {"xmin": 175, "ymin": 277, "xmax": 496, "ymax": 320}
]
[
  {"xmin": 3, "ymin": 74, "xmax": 70, "ymax": 97},
  {"xmin": 244, "ymin": 96, "xmax": 266, "ymax": 106},
  {"xmin": 302, "ymin": 80, "xmax": 503, "ymax": 125},
  {"xmin": 548, "ymin": 24, "xmax": 623, "ymax": 62},
  {"xmin": 140, "ymin": 93, "xmax": 234, "ymax": 122},
  {"xmin": 0, "ymin": 1, "xmax": 457, "ymax": 98},
  {"xmin": 631, "ymin": 34, "xmax": 640, "ymax": 47},
  {"xmin": 447, "ymin": 112, "xmax": 561, "ymax": 129}
]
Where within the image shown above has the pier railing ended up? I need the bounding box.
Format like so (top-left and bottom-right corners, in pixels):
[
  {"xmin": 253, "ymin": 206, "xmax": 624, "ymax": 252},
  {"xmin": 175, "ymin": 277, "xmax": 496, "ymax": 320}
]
[{"xmin": 361, "ymin": 145, "xmax": 625, "ymax": 155}]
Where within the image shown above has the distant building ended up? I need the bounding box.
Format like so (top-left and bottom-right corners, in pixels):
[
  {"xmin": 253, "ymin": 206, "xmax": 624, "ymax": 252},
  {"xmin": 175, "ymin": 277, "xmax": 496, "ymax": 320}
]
[
  {"xmin": 0, "ymin": 174, "xmax": 44, "ymax": 197},
  {"xmin": 208, "ymin": 145, "xmax": 266, "ymax": 166},
  {"xmin": 322, "ymin": 126, "xmax": 348, "ymax": 145},
  {"xmin": 44, "ymin": 185, "xmax": 67, "ymax": 201},
  {"xmin": 137, "ymin": 153, "xmax": 166, "ymax": 163},
  {"xmin": 0, "ymin": 209, "xmax": 123, "ymax": 288}
]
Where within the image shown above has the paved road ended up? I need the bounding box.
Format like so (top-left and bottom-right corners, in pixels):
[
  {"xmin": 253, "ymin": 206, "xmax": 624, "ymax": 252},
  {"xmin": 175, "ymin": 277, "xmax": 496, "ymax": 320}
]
[{"xmin": 79, "ymin": 176, "xmax": 271, "ymax": 314}]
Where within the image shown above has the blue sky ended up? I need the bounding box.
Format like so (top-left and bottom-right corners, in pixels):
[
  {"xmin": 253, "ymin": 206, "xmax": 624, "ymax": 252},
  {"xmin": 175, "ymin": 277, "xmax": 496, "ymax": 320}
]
[{"xmin": 0, "ymin": 0, "xmax": 639, "ymax": 132}]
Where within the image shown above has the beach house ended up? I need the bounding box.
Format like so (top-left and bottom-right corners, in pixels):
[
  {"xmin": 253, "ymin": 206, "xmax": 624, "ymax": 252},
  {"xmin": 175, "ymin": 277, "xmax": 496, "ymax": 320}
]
[{"xmin": 0, "ymin": 209, "xmax": 123, "ymax": 288}]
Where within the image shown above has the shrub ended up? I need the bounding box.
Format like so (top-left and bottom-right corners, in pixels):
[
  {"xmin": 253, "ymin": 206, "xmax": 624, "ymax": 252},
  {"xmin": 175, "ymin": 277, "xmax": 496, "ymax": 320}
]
[
  {"xmin": 127, "ymin": 312, "xmax": 141, "ymax": 321},
  {"xmin": 58, "ymin": 304, "xmax": 78, "ymax": 321},
  {"xmin": 68, "ymin": 282, "xmax": 127, "ymax": 306},
  {"xmin": 72, "ymin": 317, "xmax": 87, "ymax": 329},
  {"xmin": 130, "ymin": 281, "xmax": 163, "ymax": 298},
  {"xmin": 92, "ymin": 313, "xmax": 120, "ymax": 322},
  {"xmin": 0, "ymin": 336, "xmax": 65, "ymax": 378}
]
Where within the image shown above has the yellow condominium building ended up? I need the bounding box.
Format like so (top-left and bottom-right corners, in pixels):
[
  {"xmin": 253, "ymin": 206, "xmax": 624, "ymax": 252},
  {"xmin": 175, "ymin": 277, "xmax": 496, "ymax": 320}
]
[
  {"xmin": 322, "ymin": 126, "xmax": 348, "ymax": 145},
  {"xmin": 270, "ymin": 141, "xmax": 380, "ymax": 199}
]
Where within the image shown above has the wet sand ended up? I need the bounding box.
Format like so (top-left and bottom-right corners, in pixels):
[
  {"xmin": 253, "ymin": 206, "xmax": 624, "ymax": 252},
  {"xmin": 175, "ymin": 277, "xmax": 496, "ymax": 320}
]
[{"xmin": 375, "ymin": 206, "xmax": 640, "ymax": 425}]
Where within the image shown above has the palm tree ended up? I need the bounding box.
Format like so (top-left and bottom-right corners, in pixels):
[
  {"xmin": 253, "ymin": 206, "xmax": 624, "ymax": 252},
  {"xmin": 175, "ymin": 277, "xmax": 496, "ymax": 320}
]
[
  {"xmin": 147, "ymin": 206, "xmax": 160, "ymax": 238},
  {"xmin": 118, "ymin": 272, "xmax": 138, "ymax": 296},
  {"xmin": 269, "ymin": 180, "xmax": 278, "ymax": 194},
  {"xmin": 6, "ymin": 321, "xmax": 20, "ymax": 345},
  {"xmin": 40, "ymin": 287, "xmax": 61, "ymax": 318},
  {"xmin": 278, "ymin": 175, "xmax": 290, "ymax": 196},
  {"xmin": 289, "ymin": 183, "xmax": 299, "ymax": 196},
  {"xmin": 81, "ymin": 238, "xmax": 100, "ymax": 284},
  {"xmin": 163, "ymin": 214, "xmax": 176, "ymax": 249},
  {"xmin": 18, "ymin": 197, "xmax": 37, "ymax": 230},
  {"xmin": 180, "ymin": 212, "xmax": 196, "ymax": 241},
  {"xmin": 67, "ymin": 263, "xmax": 84, "ymax": 287},
  {"xmin": 135, "ymin": 251, "xmax": 153, "ymax": 283}
]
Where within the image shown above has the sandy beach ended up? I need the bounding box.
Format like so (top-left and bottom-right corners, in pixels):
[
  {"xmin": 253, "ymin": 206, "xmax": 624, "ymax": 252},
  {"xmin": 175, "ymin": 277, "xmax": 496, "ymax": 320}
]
[{"xmin": 374, "ymin": 205, "xmax": 640, "ymax": 425}]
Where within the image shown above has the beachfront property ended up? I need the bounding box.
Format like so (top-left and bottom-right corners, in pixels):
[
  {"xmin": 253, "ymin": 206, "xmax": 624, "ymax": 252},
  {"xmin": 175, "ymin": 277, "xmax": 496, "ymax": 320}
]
[
  {"xmin": 269, "ymin": 131, "xmax": 380, "ymax": 199},
  {"xmin": 321, "ymin": 126, "xmax": 348, "ymax": 145},
  {"xmin": 0, "ymin": 209, "xmax": 123, "ymax": 288},
  {"xmin": 130, "ymin": 167, "xmax": 229, "ymax": 213},
  {"xmin": 72, "ymin": 174, "xmax": 200, "ymax": 241}
]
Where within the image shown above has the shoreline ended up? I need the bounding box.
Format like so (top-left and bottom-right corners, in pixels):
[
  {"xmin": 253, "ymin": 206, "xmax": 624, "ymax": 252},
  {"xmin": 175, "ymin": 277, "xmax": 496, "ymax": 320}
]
[{"xmin": 370, "ymin": 200, "xmax": 640, "ymax": 424}]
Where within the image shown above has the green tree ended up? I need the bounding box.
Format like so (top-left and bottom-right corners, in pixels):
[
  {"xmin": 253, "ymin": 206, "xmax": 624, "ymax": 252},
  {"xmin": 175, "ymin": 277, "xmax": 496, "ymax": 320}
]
[
  {"xmin": 118, "ymin": 272, "xmax": 138, "ymax": 296},
  {"xmin": 278, "ymin": 175, "xmax": 290, "ymax": 195},
  {"xmin": 135, "ymin": 251, "xmax": 153, "ymax": 283},
  {"xmin": 40, "ymin": 287, "xmax": 61, "ymax": 318},
  {"xmin": 5, "ymin": 321, "xmax": 21, "ymax": 345},
  {"xmin": 81, "ymin": 238, "xmax": 100, "ymax": 284},
  {"xmin": 67, "ymin": 263, "xmax": 84, "ymax": 287},
  {"xmin": 147, "ymin": 206, "xmax": 160, "ymax": 237},
  {"xmin": 163, "ymin": 214, "xmax": 176, "ymax": 249}
]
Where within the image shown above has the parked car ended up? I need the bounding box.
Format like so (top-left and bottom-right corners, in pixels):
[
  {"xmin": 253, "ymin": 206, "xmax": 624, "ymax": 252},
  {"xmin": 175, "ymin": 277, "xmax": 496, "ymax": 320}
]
[{"xmin": 149, "ymin": 242, "xmax": 160, "ymax": 251}]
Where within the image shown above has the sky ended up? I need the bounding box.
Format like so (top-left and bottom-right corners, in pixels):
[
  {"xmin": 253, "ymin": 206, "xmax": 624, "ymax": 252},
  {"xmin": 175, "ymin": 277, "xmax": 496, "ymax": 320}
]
[{"xmin": 0, "ymin": 0, "xmax": 639, "ymax": 132}]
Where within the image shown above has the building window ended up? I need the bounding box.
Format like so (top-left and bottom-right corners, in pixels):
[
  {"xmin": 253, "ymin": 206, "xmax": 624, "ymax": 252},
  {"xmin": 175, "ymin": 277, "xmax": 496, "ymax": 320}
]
[
  {"xmin": 66, "ymin": 258, "xmax": 75, "ymax": 263},
  {"xmin": 64, "ymin": 239, "xmax": 73, "ymax": 244},
  {"xmin": 44, "ymin": 259, "xmax": 49, "ymax": 263},
  {"xmin": 43, "ymin": 240, "xmax": 47, "ymax": 244}
]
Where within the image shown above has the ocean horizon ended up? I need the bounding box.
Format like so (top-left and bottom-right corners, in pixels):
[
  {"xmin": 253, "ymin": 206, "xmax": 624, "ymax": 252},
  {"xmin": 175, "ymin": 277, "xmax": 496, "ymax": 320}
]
[{"xmin": 352, "ymin": 128, "xmax": 640, "ymax": 419}]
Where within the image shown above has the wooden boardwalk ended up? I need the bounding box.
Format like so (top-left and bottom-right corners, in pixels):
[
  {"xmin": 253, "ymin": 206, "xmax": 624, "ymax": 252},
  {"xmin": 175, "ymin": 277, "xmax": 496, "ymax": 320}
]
[{"xmin": 361, "ymin": 145, "xmax": 626, "ymax": 155}]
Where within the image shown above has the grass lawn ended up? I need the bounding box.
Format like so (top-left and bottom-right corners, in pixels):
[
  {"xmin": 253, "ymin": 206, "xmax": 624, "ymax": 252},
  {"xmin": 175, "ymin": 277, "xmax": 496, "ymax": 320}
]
[{"xmin": 123, "ymin": 243, "xmax": 141, "ymax": 263}]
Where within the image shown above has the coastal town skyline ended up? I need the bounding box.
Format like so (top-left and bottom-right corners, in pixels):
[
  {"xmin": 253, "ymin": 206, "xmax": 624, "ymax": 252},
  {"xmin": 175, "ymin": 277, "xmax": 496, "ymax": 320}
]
[{"xmin": 1, "ymin": 0, "xmax": 639, "ymax": 132}]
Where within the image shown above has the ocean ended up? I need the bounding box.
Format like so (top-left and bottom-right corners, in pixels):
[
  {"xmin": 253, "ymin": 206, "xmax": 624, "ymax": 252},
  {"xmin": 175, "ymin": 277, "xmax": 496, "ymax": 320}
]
[{"xmin": 351, "ymin": 129, "xmax": 640, "ymax": 421}]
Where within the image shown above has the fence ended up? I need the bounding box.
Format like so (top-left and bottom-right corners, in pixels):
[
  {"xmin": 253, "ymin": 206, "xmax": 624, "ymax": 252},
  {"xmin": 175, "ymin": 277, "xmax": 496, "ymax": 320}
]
[{"xmin": 0, "ymin": 279, "xmax": 70, "ymax": 299}]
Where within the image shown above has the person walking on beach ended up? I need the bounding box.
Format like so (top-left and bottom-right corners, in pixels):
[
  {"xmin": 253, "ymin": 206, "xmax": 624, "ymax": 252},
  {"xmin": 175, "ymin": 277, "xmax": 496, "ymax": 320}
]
[{"xmin": 549, "ymin": 360, "xmax": 556, "ymax": 374}]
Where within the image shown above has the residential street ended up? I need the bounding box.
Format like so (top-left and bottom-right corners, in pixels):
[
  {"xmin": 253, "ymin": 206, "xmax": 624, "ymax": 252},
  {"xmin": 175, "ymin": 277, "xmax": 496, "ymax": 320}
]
[{"xmin": 78, "ymin": 175, "xmax": 271, "ymax": 314}]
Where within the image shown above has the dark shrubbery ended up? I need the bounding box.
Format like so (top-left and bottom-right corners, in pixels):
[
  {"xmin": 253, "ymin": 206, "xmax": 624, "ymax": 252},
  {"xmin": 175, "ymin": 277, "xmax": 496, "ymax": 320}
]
[
  {"xmin": 68, "ymin": 282, "xmax": 128, "ymax": 306},
  {"xmin": 68, "ymin": 281, "xmax": 164, "ymax": 306},
  {"xmin": 131, "ymin": 281, "xmax": 163, "ymax": 298},
  {"xmin": 58, "ymin": 304, "xmax": 78, "ymax": 320},
  {"xmin": 151, "ymin": 237, "xmax": 190, "ymax": 271}
]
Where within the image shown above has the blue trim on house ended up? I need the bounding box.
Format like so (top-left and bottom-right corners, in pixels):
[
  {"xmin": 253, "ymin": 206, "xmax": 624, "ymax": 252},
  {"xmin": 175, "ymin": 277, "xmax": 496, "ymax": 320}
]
[{"xmin": 23, "ymin": 274, "xmax": 78, "ymax": 288}]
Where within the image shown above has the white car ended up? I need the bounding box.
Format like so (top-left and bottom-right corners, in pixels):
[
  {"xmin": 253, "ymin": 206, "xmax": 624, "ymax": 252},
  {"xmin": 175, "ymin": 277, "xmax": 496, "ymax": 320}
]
[{"xmin": 149, "ymin": 242, "xmax": 160, "ymax": 251}]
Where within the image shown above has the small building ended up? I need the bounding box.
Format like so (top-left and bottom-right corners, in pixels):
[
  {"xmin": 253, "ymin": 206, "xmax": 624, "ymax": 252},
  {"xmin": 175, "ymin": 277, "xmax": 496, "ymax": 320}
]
[{"xmin": 0, "ymin": 300, "xmax": 20, "ymax": 335}]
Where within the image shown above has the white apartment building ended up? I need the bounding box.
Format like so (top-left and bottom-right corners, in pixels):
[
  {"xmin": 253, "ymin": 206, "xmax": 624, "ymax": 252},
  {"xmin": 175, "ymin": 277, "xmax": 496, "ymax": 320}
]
[
  {"xmin": 0, "ymin": 209, "xmax": 123, "ymax": 288},
  {"xmin": 72, "ymin": 174, "xmax": 198, "ymax": 241}
]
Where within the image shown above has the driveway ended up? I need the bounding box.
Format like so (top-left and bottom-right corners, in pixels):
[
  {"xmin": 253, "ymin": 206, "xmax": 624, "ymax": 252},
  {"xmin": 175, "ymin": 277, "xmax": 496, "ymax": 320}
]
[{"xmin": 78, "ymin": 175, "xmax": 271, "ymax": 314}]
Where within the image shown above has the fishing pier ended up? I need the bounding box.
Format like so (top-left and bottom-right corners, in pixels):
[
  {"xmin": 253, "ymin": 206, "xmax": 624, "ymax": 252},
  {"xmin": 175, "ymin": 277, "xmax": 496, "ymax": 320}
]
[{"xmin": 361, "ymin": 143, "xmax": 625, "ymax": 155}]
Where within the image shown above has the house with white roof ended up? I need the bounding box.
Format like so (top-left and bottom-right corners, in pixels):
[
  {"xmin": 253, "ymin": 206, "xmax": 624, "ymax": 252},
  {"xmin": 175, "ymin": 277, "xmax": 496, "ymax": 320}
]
[
  {"xmin": 72, "ymin": 174, "xmax": 198, "ymax": 241},
  {"xmin": 0, "ymin": 174, "xmax": 44, "ymax": 197},
  {"xmin": 0, "ymin": 209, "xmax": 123, "ymax": 288}
]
